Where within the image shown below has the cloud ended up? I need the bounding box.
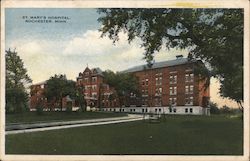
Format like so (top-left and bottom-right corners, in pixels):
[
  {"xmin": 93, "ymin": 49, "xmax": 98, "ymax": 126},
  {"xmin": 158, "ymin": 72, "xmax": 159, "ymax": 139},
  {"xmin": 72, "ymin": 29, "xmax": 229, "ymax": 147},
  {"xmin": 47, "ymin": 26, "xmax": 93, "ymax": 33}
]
[{"xmin": 63, "ymin": 30, "xmax": 144, "ymax": 58}]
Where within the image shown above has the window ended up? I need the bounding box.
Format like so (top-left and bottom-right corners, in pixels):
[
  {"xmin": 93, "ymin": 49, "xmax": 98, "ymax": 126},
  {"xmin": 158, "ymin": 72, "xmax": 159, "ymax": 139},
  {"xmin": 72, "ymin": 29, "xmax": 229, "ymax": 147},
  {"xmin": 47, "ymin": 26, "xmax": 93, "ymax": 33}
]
[
  {"xmin": 190, "ymin": 85, "xmax": 194, "ymax": 94},
  {"xmin": 185, "ymin": 73, "xmax": 194, "ymax": 82},
  {"xmin": 142, "ymin": 89, "xmax": 148, "ymax": 97},
  {"xmin": 185, "ymin": 85, "xmax": 194, "ymax": 94},
  {"xmin": 84, "ymin": 78, "xmax": 89, "ymax": 83},
  {"xmin": 190, "ymin": 108, "xmax": 193, "ymax": 113},
  {"xmin": 185, "ymin": 86, "xmax": 189, "ymax": 94},
  {"xmin": 92, "ymin": 92, "xmax": 97, "ymax": 98},
  {"xmin": 170, "ymin": 87, "xmax": 177, "ymax": 95},
  {"xmin": 145, "ymin": 79, "xmax": 149, "ymax": 86},
  {"xmin": 155, "ymin": 109, "xmax": 157, "ymax": 112},
  {"xmin": 85, "ymin": 72, "xmax": 89, "ymax": 75},
  {"xmin": 169, "ymin": 97, "xmax": 177, "ymax": 106},
  {"xmin": 142, "ymin": 80, "xmax": 145, "ymax": 86},
  {"xmin": 173, "ymin": 108, "xmax": 176, "ymax": 113},
  {"xmin": 159, "ymin": 108, "xmax": 162, "ymax": 112},
  {"xmin": 155, "ymin": 77, "xmax": 162, "ymax": 85},
  {"xmin": 170, "ymin": 75, "xmax": 177, "ymax": 84},
  {"xmin": 155, "ymin": 72, "xmax": 162, "ymax": 76},
  {"xmin": 92, "ymin": 77, "xmax": 97, "ymax": 82},
  {"xmin": 185, "ymin": 108, "xmax": 188, "ymax": 113},
  {"xmin": 185, "ymin": 74, "xmax": 189, "ymax": 82},
  {"xmin": 185, "ymin": 97, "xmax": 194, "ymax": 105},
  {"xmin": 190, "ymin": 74, "xmax": 194, "ymax": 82},
  {"xmin": 155, "ymin": 87, "xmax": 162, "ymax": 96},
  {"xmin": 92, "ymin": 85, "xmax": 97, "ymax": 90}
]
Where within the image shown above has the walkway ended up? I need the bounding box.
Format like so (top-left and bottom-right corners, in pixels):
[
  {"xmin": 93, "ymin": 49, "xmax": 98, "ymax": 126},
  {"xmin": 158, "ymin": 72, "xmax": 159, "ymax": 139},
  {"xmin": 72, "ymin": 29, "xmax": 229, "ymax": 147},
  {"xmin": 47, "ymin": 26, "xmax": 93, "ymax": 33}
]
[{"xmin": 6, "ymin": 114, "xmax": 143, "ymax": 135}]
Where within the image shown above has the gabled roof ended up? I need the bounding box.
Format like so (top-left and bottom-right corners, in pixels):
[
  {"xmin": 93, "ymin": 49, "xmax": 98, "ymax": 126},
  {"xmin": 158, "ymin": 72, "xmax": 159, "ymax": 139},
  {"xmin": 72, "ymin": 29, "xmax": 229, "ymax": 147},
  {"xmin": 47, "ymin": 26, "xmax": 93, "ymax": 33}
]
[{"xmin": 122, "ymin": 58, "xmax": 196, "ymax": 73}]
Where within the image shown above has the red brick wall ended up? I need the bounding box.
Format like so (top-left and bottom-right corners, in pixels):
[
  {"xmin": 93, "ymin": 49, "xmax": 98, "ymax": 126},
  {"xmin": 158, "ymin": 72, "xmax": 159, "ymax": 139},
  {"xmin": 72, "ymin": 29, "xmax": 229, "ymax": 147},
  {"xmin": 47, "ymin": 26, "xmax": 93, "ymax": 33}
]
[{"xmin": 132, "ymin": 62, "xmax": 209, "ymax": 107}]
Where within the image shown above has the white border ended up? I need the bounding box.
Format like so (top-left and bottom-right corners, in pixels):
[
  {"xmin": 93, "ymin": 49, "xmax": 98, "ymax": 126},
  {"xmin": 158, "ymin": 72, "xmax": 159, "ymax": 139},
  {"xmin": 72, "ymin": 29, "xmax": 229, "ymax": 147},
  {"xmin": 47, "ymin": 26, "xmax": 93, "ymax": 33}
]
[{"xmin": 1, "ymin": 0, "xmax": 249, "ymax": 161}]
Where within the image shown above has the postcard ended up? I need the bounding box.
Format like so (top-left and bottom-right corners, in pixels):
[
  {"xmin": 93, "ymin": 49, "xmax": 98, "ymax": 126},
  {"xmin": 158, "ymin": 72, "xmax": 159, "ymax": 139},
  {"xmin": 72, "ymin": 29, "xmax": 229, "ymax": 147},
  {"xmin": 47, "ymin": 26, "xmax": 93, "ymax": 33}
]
[{"xmin": 1, "ymin": 0, "xmax": 249, "ymax": 161}]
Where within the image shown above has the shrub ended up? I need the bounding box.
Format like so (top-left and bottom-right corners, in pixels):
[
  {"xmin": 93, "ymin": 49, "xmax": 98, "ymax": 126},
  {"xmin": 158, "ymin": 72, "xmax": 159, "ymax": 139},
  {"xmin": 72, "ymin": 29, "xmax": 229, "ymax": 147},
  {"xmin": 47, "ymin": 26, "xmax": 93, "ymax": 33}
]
[
  {"xmin": 66, "ymin": 106, "xmax": 72, "ymax": 113},
  {"xmin": 35, "ymin": 102, "xmax": 44, "ymax": 115},
  {"xmin": 36, "ymin": 106, "xmax": 44, "ymax": 115}
]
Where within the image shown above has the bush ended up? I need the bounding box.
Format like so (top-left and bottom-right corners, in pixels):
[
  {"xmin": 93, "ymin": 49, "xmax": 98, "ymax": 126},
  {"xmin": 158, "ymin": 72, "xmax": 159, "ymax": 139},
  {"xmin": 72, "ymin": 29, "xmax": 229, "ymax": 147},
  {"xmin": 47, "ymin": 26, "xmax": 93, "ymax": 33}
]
[
  {"xmin": 36, "ymin": 106, "xmax": 44, "ymax": 115},
  {"xmin": 35, "ymin": 102, "xmax": 44, "ymax": 115},
  {"xmin": 6, "ymin": 102, "xmax": 15, "ymax": 114},
  {"xmin": 209, "ymin": 102, "xmax": 220, "ymax": 114}
]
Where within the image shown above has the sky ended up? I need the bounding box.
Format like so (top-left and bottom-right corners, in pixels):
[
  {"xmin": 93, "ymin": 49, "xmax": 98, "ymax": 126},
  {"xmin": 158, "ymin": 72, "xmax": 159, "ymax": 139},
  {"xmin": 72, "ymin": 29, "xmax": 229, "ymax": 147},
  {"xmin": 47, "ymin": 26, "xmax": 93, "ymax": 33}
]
[{"xmin": 5, "ymin": 8, "xmax": 239, "ymax": 108}]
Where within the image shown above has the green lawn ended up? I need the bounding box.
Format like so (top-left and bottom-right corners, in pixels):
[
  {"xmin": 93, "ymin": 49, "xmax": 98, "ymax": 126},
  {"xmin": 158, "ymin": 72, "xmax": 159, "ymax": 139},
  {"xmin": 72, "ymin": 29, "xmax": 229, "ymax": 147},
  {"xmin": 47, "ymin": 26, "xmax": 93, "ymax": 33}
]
[
  {"xmin": 6, "ymin": 111, "xmax": 127, "ymax": 124},
  {"xmin": 6, "ymin": 115, "xmax": 243, "ymax": 155}
]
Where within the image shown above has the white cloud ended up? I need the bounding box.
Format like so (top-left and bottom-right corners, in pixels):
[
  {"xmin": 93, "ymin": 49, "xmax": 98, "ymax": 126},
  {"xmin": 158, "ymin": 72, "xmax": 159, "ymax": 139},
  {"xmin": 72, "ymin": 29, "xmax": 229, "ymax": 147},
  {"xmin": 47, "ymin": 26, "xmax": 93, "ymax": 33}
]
[{"xmin": 63, "ymin": 30, "xmax": 144, "ymax": 58}]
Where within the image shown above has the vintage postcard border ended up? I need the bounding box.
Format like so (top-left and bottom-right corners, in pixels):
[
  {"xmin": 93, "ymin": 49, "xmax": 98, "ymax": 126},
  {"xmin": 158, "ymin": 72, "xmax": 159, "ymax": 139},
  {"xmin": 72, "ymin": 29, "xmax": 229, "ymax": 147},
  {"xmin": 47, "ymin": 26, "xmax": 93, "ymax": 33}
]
[{"xmin": 1, "ymin": 0, "xmax": 249, "ymax": 161}]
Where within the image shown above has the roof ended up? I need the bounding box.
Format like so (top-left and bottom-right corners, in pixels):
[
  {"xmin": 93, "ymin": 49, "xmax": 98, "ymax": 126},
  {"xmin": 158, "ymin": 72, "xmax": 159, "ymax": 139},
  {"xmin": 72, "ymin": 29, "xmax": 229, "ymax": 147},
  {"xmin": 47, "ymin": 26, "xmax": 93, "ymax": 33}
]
[
  {"xmin": 91, "ymin": 67, "xmax": 104, "ymax": 76},
  {"xmin": 122, "ymin": 58, "xmax": 196, "ymax": 73}
]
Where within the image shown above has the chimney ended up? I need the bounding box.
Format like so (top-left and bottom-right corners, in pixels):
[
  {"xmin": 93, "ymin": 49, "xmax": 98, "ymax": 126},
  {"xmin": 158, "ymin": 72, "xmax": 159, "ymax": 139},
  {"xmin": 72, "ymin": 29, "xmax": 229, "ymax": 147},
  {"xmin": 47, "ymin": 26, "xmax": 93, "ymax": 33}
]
[{"xmin": 176, "ymin": 55, "xmax": 183, "ymax": 59}]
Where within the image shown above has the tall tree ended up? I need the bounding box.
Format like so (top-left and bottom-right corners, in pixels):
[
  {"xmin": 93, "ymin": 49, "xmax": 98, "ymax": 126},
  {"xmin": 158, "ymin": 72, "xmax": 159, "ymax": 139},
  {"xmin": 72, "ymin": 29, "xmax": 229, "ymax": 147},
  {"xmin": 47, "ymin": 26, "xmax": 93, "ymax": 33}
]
[
  {"xmin": 6, "ymin": 48, "xmax": 32, "ymax": 113},
  {"xmin": 75, "ymin": 86, "xmax": 86, "ymax": 112},
  {"xmin": 103, "ymin": 70, "xmax": 140, "ymax": 106},
  {"xmin": 44, "ymin": 74, "xmax": 76, "ymax": 111},
  {"xmin": 97, "ymin": 9, "xmax": 243, "ymax": 109}
]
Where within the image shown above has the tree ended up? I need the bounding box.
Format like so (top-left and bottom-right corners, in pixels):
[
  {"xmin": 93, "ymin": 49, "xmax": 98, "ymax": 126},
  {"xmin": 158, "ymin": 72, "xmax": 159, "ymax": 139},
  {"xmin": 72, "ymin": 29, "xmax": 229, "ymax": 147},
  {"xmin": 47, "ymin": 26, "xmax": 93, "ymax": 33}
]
[
  {"xmin": 102, "ymin": 70, "xmax": 140, "ymax": 107},
  {"xmin": 44, "ymin": 74, "xmax": 76, "ymax": 111},
  {"xmin": 209, "ymin": 102, "xmax": 220, "ymax": 114},
  {"xmin": 6, "ymin": 48, "xmax": 32, "ymax": 113},
  {"xmin": 220, "ymin": 105, "xmax": 232, "ymax": 114},
  {"xmin": 75, "ymin": 86, "xmax": 86, "ymax": 112},
  {"xmin": 97, "ymin": 9, "xmax": 243, "ymax": 109}
]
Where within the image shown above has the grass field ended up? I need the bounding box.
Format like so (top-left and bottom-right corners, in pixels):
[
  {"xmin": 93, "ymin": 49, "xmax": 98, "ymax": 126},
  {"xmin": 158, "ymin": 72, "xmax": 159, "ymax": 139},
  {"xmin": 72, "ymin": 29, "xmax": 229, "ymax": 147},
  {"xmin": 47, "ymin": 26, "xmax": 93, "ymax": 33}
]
[
  {"xmin": 6, "ymin": 111, "xmax": 127, "ymax": 124},
  {"xmin": 6, "ymin": 114, "xmax": 243, "ymax": 155}
]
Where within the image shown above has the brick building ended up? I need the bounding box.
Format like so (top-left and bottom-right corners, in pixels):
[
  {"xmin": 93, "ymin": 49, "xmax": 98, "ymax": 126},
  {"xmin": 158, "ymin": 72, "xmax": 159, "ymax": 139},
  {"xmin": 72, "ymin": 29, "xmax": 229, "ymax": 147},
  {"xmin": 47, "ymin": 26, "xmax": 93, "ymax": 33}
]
[
  {"xmin": 101, "ymin": 56, "xmax": 210, "ymax": 115},
  {"xmin": 30, "ymin": 56, "xmax": 210, "ymax": 115},
  {"xmin": 30, "ymin": 81, "xmax": 75, "ymax": 111},
  {"xmin": 76, "ymin": 67, "xmax": 119, "ymax": 110}
]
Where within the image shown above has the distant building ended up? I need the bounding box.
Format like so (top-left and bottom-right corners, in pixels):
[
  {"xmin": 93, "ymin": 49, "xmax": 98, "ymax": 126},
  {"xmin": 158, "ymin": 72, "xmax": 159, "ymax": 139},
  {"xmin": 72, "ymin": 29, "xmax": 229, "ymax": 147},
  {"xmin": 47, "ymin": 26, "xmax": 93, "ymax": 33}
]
[{"xmin": 29, "ymin": 81, "xmax": 75, "ymax": 111}]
